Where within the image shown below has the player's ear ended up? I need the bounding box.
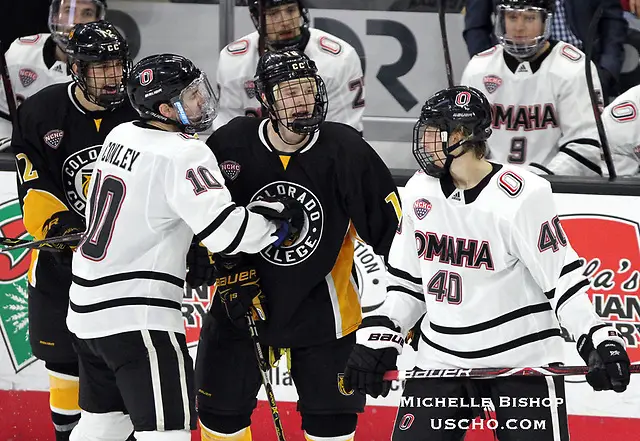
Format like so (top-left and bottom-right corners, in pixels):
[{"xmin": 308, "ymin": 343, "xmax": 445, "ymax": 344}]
[{"xmin": 158, "ymin": 103, "xmax": 175, "ymax": 120}]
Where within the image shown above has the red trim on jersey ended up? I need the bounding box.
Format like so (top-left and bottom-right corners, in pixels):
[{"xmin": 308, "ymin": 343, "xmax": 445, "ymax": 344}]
[
  {"xmin": 477, "ymin": 46, "xmax": 497, "ymax": 57},
  {"xmin": 18, "ymin": 35, "xmax": 42, "ymax": 45},
  {"xmin": 226, "ymin": 39, "xmax": 250, "ymax": 55},
  {"xmin": 610, "ymin": 101, "xmax": 637, "ymax": 122},
  {"xmin": 497, "ymin": 170, "xmax": 524, "ymax": 197},
  {"xmin": 560, "ymin": 44, "xmax": 582, "ymax": 62},
  {"xmin": 319, "ymin": 36, "xmax": 342, "ymax": 55}
]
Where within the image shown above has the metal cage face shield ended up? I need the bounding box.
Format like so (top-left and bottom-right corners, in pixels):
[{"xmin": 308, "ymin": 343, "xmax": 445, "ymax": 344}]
[
  {"xmin": 263, "ymin": 3, "xmax": 303, "ymax": 48},
  {"xmin": 48, "ymin": 0, "xmax": 106, "ymax": 49},
  {"xmin": 495, "ymin": 6, "xmax": 552, "ymax": 60},
  {"xmin": 81, "ymin": 58, "xmax": 129, "ymax": 109},
  {"xmin": 263, "ymin": 75, "xmax": 328, "ymax": 135},
  {"xmin": 413, "ymin": 122, "xmax": 453, "ymax": 178},
  {"xmin": 170, "ymin": 73, "xmax": 219, "ymax": 133}
]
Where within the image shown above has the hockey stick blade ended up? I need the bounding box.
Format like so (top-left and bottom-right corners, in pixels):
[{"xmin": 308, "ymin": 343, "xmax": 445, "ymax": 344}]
[
  {"xmin": 383, "ymin": 364, "xmax": 640, "ymax": 381},
  {"xmin": 0, "ymin": 233, "xmax": 85, "ymax": 252}
]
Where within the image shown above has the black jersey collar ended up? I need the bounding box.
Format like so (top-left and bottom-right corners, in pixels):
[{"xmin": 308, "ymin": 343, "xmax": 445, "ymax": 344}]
[
  {"xmin": 440, "ymin": 162, "xmax": 503, "ymax": 204},
  {"xmin": 503, "ymin": 40, "xmax": 558, "ymax": 74},
  {"xmin": 258, "ymin": 118, "xmax": 319, "ymax": 155},
  {"xmin": 67, "ymin": 83, "xmax": 114, "ymax": 117}
]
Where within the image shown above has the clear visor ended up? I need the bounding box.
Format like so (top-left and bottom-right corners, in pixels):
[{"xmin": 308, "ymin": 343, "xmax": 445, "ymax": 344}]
[
  {"xmin": 495, "ymin": 6, "xmax": 551, "ymax": 59},
  {"xmin": 48, "ymin": 0, "xmax": 106, "ymax": 48},
  {"xmin": 171, "ymin": 73, "xmax": 219, "ymax": 133}
]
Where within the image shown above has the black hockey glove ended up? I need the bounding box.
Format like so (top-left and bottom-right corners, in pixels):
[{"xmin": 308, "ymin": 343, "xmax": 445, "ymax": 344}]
[
  {"xmin": 577, "ymin": 324, "xmax": 631, "ymax": 393},
  {"xmin": 42, "ymin": 210, "xmax": 85, "ymax": 266},
  {"xmin": 344, "ymin": 316, "xmax": 403, "ymax": 398},
  {"xmin": 186, "ymin": 238, "xmax": 216, "ymax": 287},
  {"xmin": 214, "ymin": 254, "xmax": 267, "ymax": 328},
  {"xmin": 247, "ymin": 196, "xmax": 304, "ymax": 247}
]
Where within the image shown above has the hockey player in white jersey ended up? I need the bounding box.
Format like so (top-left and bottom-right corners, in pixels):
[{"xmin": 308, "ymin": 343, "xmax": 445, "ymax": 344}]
[
  {"xmin": 343, "ymin": 86, "xmax": 631, "ymax": 441},
  {"xmin": 213, "ymin": 0, "xmax": 364, "ymax": 132},
  {"xmin": 0, "ymin": 0, "xmax": 106, "ymax": 148},
  {"xmin": 460, "ymin": 0, "xmax": 603, "ymax": 177},
  {"xmin": 66, "ymin": 54, "xmax": 303, "ymax": 441},
  {"xmin": 601, "ymin": 84, "xmax": 640, "ymax": 176}
]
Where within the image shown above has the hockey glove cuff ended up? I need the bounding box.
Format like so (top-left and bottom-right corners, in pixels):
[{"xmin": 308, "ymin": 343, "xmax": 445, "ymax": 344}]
[
  {"xmin": 214, "ymin": 255, "xmax": 267, "ymax": 327},
  {"xmin": 577, "ymin": 324, "xmax": 630, "ymax": 393},
  {"xmin": 42, "ymin": 210, "xmax": 85, "ymax": 248},
  {"xmin": 247, "ymin": 196, "xmax": 304, "ymax": 247},
  {"xmin": 186, "ymin": 238, "xmax": 216, "ymax": 287},
  {"xmin": 344, "ymin": 316, "xmax": 403, "ymax": 399}
]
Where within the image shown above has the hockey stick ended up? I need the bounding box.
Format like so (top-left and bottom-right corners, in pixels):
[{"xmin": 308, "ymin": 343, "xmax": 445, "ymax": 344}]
[
  {"xmin": 383, "ymin": 364, "xmax": 640, "ymax": 381},
  {"xmin": 0, "ymin": 40, "xmax": 18, "ymax": 127},
  {"xmin": 438, "ymin": 0, "xmax": 455, "ymax": 88},
  {"xmin": 584, "ymin": 4, "xmax": 616, "ymax": 180},
  {"xmin": 246, "ymin": 313, "xmax": 286, "ymax": 441},
  {"xmin": 0, "ymin": 233, "xmax": 85, "ymax": 251}
]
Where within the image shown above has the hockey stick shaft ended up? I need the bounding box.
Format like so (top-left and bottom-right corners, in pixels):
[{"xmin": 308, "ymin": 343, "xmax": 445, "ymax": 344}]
[
  {"xmin": 383, "ymin": 364, "xmax": 640, "ymax": 381},
  {"xmin": 0, "ymin": 233, "xmax": 85, "ymax": 251},
  {"xmin": 438, "ymin": 0, "xmax": 454, "ymax": 88},
  {"xmin": 584, "ymin": 4, "xmax": 616, "ymax": 180},
  {"xmin": 0, "ymin": 40, "xmax": 18, "ymax": 127},
  {"xmin": 246, "ymin": 313, "xmax": 286, "ymax": 441}
]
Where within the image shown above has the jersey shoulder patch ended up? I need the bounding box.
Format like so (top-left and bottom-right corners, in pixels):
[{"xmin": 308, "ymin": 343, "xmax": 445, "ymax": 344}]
[
  {"xmin": 178, "ymin": 132, "xmax": 199, "ymax": 141},
  {"xmin": 559, "ymin": 44, "xmax": 583, "ymax": 62},
  {"xmin": 318, "ymin": 36, "xmax": 342, "ymax": 56},
  {"xmin": 609, "ymin": 101, "xmax": 638, "ymax": 123},
  {"xmin": 17, "ymin": 34, "xmax": 44, "ymax": 45},
  {"xmin": 226, "ymin": 38, "xmax": 250, "ymax": 56},
  {"xmin": 497, "ymin": 170, "xmax": 525, "ymax": 198}
]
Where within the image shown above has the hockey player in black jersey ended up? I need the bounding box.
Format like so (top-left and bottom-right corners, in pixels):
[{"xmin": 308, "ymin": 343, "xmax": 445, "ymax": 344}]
[
  {"xmin": 11, "ymin": 20, "xmax": 137, "ymax": 441},
  {"xmin": 196, "ymin": 49, "xmax": 401, "ymax": 441},
  {"xmin": 343, "ymin": 86, "xmax": 631, "ymax": 441}
]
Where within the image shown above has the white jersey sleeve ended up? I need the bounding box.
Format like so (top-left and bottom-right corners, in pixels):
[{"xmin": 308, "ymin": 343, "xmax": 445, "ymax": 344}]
[
  {"xmin": 214, "ymin": 43, "xmax": 253, "ymax": 129},
  {"xmin": 165, "ymin": 137, "xmax": 278, "ymax": 254},
  {"xmin": 543, "ymin": 52, "xmax": 603, "ymax": 176},
  {"xmin": 601, "ymin": 84, "xmax": 640, "ymax": 176},
  {"xmin": 376, "ymin": 187, "xmax": 427, "ymax": 336},
  {"xmin": 510, "ymin": 181, "xmax": 602, "ymax": 339}
]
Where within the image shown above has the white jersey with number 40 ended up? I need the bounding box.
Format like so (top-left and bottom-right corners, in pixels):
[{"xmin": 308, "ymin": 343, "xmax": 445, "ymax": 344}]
[
  {"xmin": 68, "ymin": 122, "xmax": 279, "ymax": 340},
  {"xmin": 377, "ymin": 164, "xmax": 602, "ymax": 369},
  {"xmin": 461, "ymin": 42, "xmax": 602, "ymax": 177}
]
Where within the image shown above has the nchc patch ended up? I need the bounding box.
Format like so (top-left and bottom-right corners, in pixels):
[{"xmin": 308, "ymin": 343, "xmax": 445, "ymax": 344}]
[
  {"xmin": 483, "ymin": 74, "xmax": 502, "ymax": 94},
  {"xmin": 220, "ymin": 160, "xmax": 241, "ymax": 181},
  {"xmin": 43, "ymin": 129, "xmax": 64, "ymax": 149},
  {"xmin": 413, "ymin": 198, "xmax": 432, "ymax": 220},
  {"xmin": 19, "ymin": 68, "xmax": 38, "ymax": 87}
]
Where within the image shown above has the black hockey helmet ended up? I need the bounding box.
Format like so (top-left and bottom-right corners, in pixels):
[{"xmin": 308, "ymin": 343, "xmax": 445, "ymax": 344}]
[
  {"xmin": 66, "ymin": 20, "xmax": 130, "ymax": 109},
  {"xmin": 495, "ymin": 0, "xmax": 555, "ymax": 59},
  {"xmin": 127, "ymin": 54, "xmax": 218, "ymax": 134},
  {"xmin": 255, "ymin": 49, "xmax": 328, "ymax": 136},
  {"xmin": 48, "ymin": 0, "xmax": 107, "ymax": 50},
  {"xmin": 413, "ymin": 86, "xmax": 492, "ymax": 178},
  {"xmin": 249, "ymin": 0, "xmax": 310, "ymax": 50}
]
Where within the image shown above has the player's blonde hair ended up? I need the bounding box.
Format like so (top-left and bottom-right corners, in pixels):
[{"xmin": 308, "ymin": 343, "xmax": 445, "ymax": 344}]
[{"xmin": 451, "ymin": 125, "xmax": 487, "ymax": 159}]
